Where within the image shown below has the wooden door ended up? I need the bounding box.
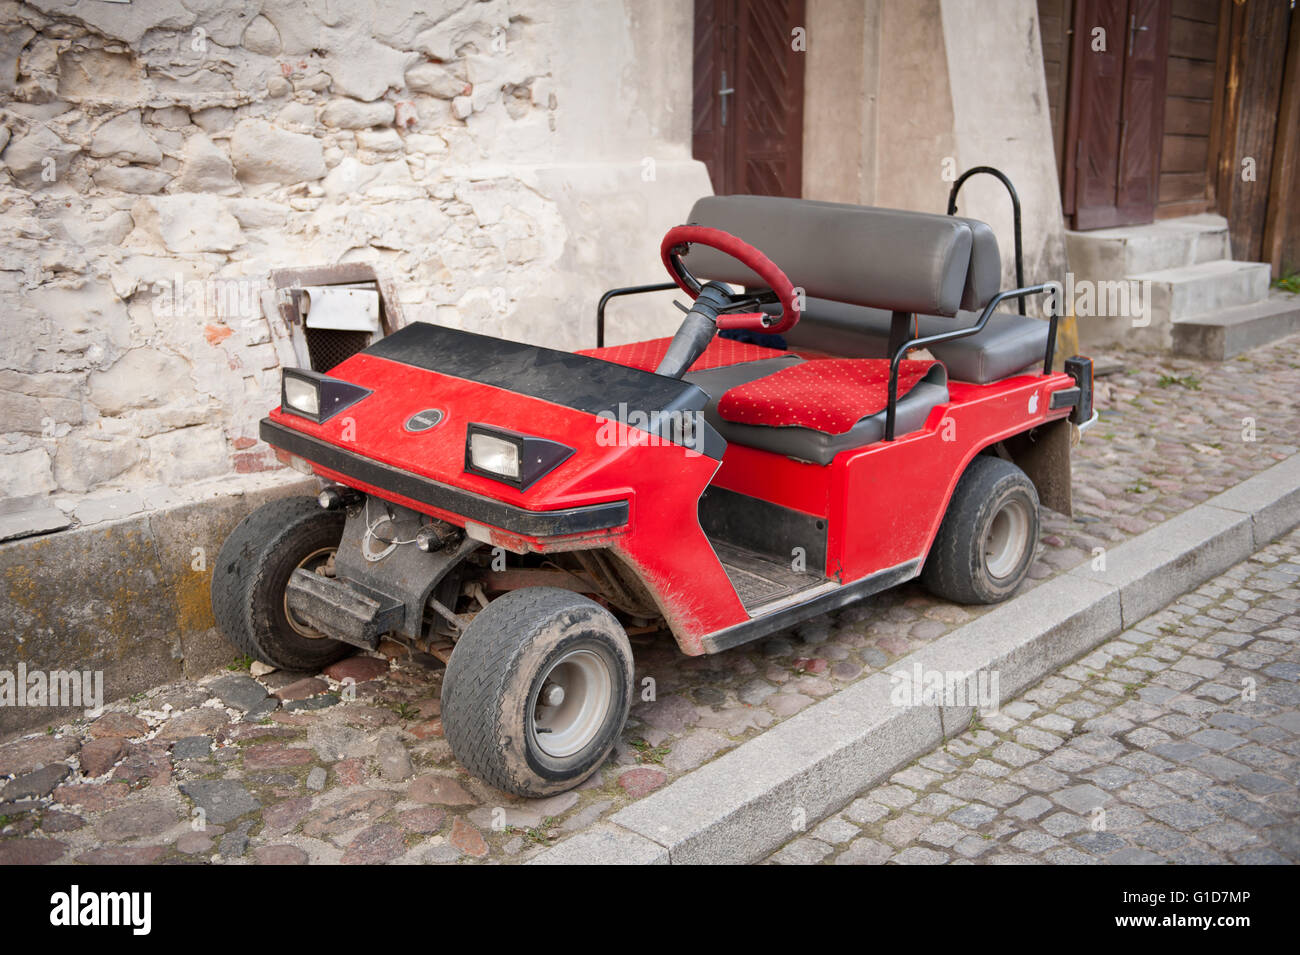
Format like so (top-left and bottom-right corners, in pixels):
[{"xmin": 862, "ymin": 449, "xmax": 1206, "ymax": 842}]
[
  {"xmin": 1039, "ymin": 0, "xmax": 1076, "ymax": 180},
  {"xmin": 1156, "ymin": 0, "xmax": 1225, "ymax": 219},
  {"xmin": 1064, "ymin": 0, "xmax": 1171, "ymax": 228},
  {"xmin": 692, "ymin": 0, "xmax": 805, "ymax": 197},
  {"xmin": 1218, "ymin": 0, "xmax": 1294, "ymax": 262}
]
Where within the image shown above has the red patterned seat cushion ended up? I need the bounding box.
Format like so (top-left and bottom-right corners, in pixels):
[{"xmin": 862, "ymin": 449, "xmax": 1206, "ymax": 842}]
[
  {"xmin": 717, "ymin": 358, "xmax": 939, "ymax": 434},
  {"xmin": 577, "ymin": 336, "xmax": 786, "ymax": 373}
]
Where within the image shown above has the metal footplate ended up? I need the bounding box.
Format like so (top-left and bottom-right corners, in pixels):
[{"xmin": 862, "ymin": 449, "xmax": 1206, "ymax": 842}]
[{"xmin": 285, "ymin": 569, "xmax": 403, "ymax": 651}]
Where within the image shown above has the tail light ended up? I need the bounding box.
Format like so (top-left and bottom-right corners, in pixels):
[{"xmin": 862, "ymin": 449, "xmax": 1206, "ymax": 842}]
[{"xmin": 1064, "ymin": 356, "xmax": 1093, "ymax": 426}]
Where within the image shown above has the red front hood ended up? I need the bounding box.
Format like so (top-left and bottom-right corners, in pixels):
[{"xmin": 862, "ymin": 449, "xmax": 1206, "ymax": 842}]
[{"xmin": 265, "ymin": 350, "xmax": 719, "ymax": 521}]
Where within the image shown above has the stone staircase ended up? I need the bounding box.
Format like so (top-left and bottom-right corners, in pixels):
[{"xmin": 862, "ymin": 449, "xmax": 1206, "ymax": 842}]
[{"xmin": 1066, "ymin": 214, "xmax": 1300, "ymax": 359}]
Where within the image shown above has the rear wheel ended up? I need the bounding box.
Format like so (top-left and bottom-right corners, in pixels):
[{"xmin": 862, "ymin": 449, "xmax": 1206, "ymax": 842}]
[
  {"xmin": 211, "ymin": 496, "xmax": 352, "ymax": 670},
  {"xmin": 441, "ymin": 587, "xmax": 633, "ymax": 797},
  {"xmin": 922, "ymin": 455, "xmax": 1039, "ymax": 604}
]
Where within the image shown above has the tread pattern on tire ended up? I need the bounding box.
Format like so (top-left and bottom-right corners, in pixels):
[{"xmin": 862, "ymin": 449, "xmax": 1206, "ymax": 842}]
[
  {"xmin": 211, "ymin": 495, "xmax": 350, "ymax": 670},
  {"xmin": 921, "ymin": 454, "xmax": 1038, "ymax": 605},
  {"xmin": 441, "ymin": 587, "xmax": 630, "ymax": 797}
]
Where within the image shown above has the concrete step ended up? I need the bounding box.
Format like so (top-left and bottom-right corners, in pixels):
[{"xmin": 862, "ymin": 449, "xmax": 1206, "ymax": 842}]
[
  {"xmin": 1077, "ymin": 258, "xmax": 1272, "ymax": 352},
  {"xmin": 1172, "ymin": 291, "xmax": 1300, "ymax": 359},
  {"xmin": 1067, "ymin": 214, "xmax": 1230, "ymax": 278},
  {"xmin": 1133, "ymin": 258, "xmax": 1272, "ymax": 324}
]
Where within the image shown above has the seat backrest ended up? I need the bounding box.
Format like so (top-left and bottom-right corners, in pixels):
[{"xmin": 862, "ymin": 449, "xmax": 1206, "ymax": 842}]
[
  {"xmin": 683, "ymin": 195, "xmax": 1002, "ymax": 318},
  {"xmin": 951, "ymin": 216, "xmax": 1002, "ymax": 312}
]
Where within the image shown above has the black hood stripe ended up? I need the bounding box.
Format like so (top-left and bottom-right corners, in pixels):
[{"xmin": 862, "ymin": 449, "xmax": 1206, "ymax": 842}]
[
  {"xmin": 364, "ymin": 323, "xmax": 702, "ymax": 417},
  {"xmin": 360, "ymin": 323, "xmax": 722, "ymax": 458}
]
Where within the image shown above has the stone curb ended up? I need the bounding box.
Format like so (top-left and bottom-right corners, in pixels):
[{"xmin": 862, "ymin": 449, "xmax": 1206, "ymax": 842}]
[
  {"xmin": 528, "ymin": 452, "xmax": 1300, "ymax": 865},
  {"xmin": 0, "ymin": 476, "xmax": 315, "ymax": 738}
]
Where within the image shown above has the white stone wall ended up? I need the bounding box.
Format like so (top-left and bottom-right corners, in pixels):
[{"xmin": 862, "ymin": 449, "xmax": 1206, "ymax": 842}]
[{"xmin": 0, "ymin": 0, "xmax": 710, "ymax": 515}]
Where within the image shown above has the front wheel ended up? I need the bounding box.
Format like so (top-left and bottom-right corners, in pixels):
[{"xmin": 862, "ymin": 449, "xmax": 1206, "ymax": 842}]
[
  {"xmin": 441, "ymin": 587, "xmax": 633, "ymax": 797},
  {"xmin": 211, "ymin": 495, "xmax": 351, "ymax": 671},
  {"xmin": 922, "ymin": 455, "xmax": 1040, "ymax": 604}
]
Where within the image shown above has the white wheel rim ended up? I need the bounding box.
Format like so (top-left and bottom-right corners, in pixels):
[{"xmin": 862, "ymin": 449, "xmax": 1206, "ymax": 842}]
[
  {"xmin": 531, "ymin": 649, "xmax": 613, "ymax": 759},
  {"xmin": 284, "ymin": 546, "xmax": 335, "ymax": 638},
  {"xmin": 984, "ymin": 499, "xmax": 1030, "ymax": 580}
]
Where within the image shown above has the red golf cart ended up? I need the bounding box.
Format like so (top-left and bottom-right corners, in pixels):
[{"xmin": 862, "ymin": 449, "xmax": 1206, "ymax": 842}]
[{"xmin": 213, "ymin": 177, "xmax": 1095, "ymax": 796}]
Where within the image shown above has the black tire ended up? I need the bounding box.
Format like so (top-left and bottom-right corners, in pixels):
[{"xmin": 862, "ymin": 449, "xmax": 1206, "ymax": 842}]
[
  {"xmin": 442, "ymin": 587, "xmax": 633, "ymax": 797},
  {"xmin": 211, "ymin": 495, "xmax": 351, "ymax": 671},
  {"xmin": 922, "ymin": 455, "xmax": 1040, "ymax": 605}
]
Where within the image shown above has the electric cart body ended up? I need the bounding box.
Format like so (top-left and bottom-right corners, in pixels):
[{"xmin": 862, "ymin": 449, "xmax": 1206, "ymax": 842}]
[{"xmin": 214, "ymin": 185, "xmax": 1095, "ymax": 796}]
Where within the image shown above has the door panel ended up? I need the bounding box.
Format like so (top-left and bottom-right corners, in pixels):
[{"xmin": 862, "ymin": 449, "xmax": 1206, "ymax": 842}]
[
  {"xmin": 692, "ymin": 0, "xmax": 805, "ymax": 197},
  {"xmin": 1071, "ymin": 0, "xmax": 1128, "ymax": 224},
  {"xmin": 692, "ymin": 0, "xmax": 730, "ymax": 195},
  {"xmin": 1220, "ymin": 0, "xmax": 1293, "ymax": 261},
  {"xmin": 734, "ymin": 0, "xmax": 804, "ymax": 197},
  {"xmin": 1066, "ymin": 0, "xmax": 1171, "ymax": 229},
  {"xmin": 1115, "ymin": 0, "xmax": 1170, "ymax": 221}
]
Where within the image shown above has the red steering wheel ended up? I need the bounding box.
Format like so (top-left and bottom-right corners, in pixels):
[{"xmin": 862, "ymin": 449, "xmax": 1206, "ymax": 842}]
[{"xmin": 659, "ymin": 225, "xmax": 800, "ymax": 335}]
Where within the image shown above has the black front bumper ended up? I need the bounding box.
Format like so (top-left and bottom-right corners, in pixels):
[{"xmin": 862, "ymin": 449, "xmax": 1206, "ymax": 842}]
[{"xmin": 260, "ymin": 418, "xmax": 629, "ymax": 537}]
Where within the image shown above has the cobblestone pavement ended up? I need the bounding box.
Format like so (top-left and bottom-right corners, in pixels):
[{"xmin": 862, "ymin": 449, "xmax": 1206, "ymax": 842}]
[
  {"xmin": 0, "ymin": 337, "xmax": 1297, "ymax": 864},
  {"xmin": 766, "ymin": 527, "xmax": 1300, "ymax": 865}
]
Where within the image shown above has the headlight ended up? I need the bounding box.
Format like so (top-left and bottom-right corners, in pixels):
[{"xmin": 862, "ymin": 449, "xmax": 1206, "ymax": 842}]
[
  {"xmin": 280, "ymin": 369, "xmax": 371, "ymax": 423},
  {"xmin": 284, "ymin": 375, "xmax": 320, "ymax": 417},
  {"xmin": 465, "ymin": 424, "xmax": 574, "ymax": 491},
  {"xmin": 469, "ymin": 432, "xmax": 520, "ymax": 480}
]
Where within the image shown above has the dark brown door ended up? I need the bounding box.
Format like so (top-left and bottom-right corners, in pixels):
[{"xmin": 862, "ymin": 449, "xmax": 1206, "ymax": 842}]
[
  {"xmin": 1219, "ymin": 0, "xmax": 1295, "ymax": 262},
  {"xmin": 692, "ymin": 0, "xmax": 805, "ymax": 197},
  {"xmin": 1064, "ymin": 0, "xmax": 1171, "ymax": 228}
]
